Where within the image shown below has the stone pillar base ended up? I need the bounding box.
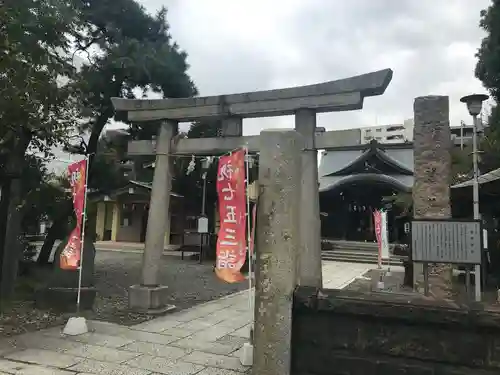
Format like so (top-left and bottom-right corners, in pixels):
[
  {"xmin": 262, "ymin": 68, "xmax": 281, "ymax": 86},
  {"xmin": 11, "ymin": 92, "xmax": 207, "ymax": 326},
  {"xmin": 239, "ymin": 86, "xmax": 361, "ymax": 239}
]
[{"xmin": 128, "ymin": 285, "xmax": 176, "ymax": 315}]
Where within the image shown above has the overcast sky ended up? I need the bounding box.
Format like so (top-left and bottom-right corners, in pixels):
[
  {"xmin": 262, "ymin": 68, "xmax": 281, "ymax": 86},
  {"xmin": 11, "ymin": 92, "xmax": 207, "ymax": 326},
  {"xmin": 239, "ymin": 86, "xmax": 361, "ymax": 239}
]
[
  {"xmin": 52, "ymin": 0, "xmax": 495, "ymax": 172},
  {"xmin": 134, "ymin": 0, "xmax": 494, "ymax": 135}
]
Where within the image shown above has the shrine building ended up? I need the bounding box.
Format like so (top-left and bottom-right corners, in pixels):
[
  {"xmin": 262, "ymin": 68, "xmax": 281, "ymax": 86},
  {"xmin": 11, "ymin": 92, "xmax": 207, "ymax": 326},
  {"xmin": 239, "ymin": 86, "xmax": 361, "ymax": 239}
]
[{"xmin": 318, "ymin": 140, "xmax": 414, "ymax": 242}]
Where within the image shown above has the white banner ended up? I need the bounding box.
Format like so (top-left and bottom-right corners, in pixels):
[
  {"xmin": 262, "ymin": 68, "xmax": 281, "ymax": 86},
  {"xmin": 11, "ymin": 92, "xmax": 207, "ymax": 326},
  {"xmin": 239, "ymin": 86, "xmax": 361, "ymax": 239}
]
[{"xmin": 380, "ymin": 211, "xmax": 390, "ymax": 260}]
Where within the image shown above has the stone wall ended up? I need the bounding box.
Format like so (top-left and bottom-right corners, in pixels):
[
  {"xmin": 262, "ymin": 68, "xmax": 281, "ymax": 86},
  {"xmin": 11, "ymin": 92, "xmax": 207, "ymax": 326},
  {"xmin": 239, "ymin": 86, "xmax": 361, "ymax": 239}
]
[{"xmin": 291, "ymin": 287, "xmax": 500, "ymax": 375}]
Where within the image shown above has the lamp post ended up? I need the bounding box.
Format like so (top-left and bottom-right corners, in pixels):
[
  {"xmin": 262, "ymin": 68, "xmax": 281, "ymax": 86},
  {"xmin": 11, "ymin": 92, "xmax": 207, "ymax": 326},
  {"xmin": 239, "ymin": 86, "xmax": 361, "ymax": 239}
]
[
  {"xmin": 201, "ymin": 158, "xmax": 212, "ymax": 216},
  {"xmin": 460, "ymin": 93, "xmax": 489, "ymax": 302},
  {"xmin": 198, "ymin": 157, "xmax": 211, "ymax": 263}
]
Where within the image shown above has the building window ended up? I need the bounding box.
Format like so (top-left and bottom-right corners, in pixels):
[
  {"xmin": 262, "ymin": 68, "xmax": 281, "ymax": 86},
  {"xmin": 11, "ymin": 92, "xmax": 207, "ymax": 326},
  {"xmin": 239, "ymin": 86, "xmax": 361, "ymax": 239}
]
[
  {"xmin": 387, "ymin": 125, "xmax": 405, "ymax": 132},
  {"xmin": 387, "ymin": 134, "xmax": 404, "ymax": 141},
  {"xmin": 375, "ymin": 128, "xmax": 382, "ymax": 132},
  {"xmin": 121, "ymin": 203, "xmax": 134, "ymax": 227}
]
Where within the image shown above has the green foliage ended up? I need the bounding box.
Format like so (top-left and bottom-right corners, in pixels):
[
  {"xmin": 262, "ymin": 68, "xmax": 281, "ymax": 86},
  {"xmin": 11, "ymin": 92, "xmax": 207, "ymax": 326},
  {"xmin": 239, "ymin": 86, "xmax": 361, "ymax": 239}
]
[
  {"xmin": 476, "ymin": 0, "xmax": 500, "ymax": 102},
  {"xmin": 386, "ymin": 146, "xmax": 474, "ymax": 215},
  {"xmin": 89, "ymin": 136, "xmax": 129, "ymax": 192},
  {"xmin": 170, "ymin": 120, "xmax": 260, "ymax": 215},
  {"xmin": 71, "ymin": 0, "xmax": 197, "ymax": 154},
  {"xmin": 35, "ymin": 0, "xmax": 198, "ymax": 254},
  {"xmin": 0, "ymin": 0, "xmax": 80, "ymax": 162},
  {"xmin": 479, "ymin": 126, "xmax": 500, "ymax": 172},
  {"xmin": 20, "ymin": 158, "xmax": 69, "ymax": 234},
  {"xmin": 390, "ymin": 0, "xmax": 500, "ymax": 217},
  {"xmin": 451, "ymin": 145, "xmax": 473, "ymax": 184},
  {"xmin": 475, "ymin": 2, "xmax": 500, "ymax": 175},
  {"xmin": 171, "ymin": 121, "xmax": 223, "ymax": 214}
]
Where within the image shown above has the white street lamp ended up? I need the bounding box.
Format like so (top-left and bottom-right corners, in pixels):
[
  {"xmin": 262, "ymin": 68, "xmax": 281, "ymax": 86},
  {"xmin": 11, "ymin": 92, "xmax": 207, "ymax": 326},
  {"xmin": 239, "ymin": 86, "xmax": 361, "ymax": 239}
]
[
  {"xmin": 460, "ymin": 93, "xmax": 489, "ymax": 302},
  {"xmin": 198, "ymin": 157, "xmax": 212, "ymax": 264},
  {"xmin": 200, "ymin": 157, "xmax": 212, "ymax": 216}
]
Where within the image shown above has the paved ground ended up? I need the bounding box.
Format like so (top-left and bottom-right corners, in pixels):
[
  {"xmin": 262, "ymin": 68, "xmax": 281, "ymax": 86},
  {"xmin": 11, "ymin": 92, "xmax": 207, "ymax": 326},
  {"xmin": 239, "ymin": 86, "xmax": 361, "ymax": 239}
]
[
  {"xmin": 0, "ymin": 261, "xmax": 370, "ymax": 375},
  {"xmin": 347, "ymin": 265, "xmax": 500, "ymax": 306}
]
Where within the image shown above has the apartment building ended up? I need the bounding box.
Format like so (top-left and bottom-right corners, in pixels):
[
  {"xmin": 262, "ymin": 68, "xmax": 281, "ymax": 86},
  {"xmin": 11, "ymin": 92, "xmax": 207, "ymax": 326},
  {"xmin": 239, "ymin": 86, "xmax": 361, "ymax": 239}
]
[
  {"xmin": 360, "ymin": 119, "xmax": 414, "ymax": 144},
  {"xmin": 360, "ymin": 118, "xmax": 481, "ymax": 149},
  {"xmin": 450, "ymin": 122, "xmax": 474, "ymax": 149}
]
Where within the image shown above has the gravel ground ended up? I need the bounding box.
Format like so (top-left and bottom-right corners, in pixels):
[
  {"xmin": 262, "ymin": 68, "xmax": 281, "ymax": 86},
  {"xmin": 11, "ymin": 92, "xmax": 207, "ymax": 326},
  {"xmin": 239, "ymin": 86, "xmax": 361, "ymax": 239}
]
[
  {"xmin": 0, "ymin": 251, "xmax": 247, "ymax": 338},
  {"xmin": 90, "ymin": 251, "xmax": 247, "ymax": 324}
]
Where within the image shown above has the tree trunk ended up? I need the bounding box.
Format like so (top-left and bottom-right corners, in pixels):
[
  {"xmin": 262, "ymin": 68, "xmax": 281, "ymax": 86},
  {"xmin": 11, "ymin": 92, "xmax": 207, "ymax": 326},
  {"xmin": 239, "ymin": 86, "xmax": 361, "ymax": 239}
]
[
  {"xmin": 0, "ymin": 179, "xmax": 11, "ymax": 289},
  {"xmin": 37, "ymin": 201, "xmax": 72, "ymax": 265},
  {"xmin": 0, "ymin": 131, "xmax": 31, "ymax": 300},
  {"xmin": 38, "ymin": 105, "xmax": 114, "ymax": 265},
  {"xmin": 0, "ymin": 177, "xmax": 23, "ymax": 300}
]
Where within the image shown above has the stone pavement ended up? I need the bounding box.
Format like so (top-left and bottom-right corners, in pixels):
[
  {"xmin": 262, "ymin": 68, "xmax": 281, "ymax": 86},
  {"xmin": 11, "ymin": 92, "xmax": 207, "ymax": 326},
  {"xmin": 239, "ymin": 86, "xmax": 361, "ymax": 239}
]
[{"xmin": 0, "ymin": 261, "xmax": 371, "ymax": 375}]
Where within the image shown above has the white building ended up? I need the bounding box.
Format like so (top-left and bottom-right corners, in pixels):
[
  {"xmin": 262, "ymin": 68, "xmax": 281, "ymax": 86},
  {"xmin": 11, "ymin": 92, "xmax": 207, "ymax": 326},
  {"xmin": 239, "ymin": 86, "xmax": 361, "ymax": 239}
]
[
  {"xmin": 450, "ymin": 121, "xmax": 474, "ymax": 149},
  {"xmin": 360, "ymin": 119, "xmax": 414, "ymax": 144}
]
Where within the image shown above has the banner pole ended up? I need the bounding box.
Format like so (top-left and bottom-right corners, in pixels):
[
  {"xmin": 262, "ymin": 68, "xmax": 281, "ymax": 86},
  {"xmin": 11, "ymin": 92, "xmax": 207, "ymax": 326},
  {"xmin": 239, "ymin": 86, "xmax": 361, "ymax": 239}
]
[
  {"xmin": 239, "ymin": 146, "xmax": 255, "ymax": 366},
  {"xmin": 244, "ymin": 148, "xmax": 253, "ymax": 329},
  {"xmin": 76, "ymin": 155, "xmax": 90, "ymax": 313}
]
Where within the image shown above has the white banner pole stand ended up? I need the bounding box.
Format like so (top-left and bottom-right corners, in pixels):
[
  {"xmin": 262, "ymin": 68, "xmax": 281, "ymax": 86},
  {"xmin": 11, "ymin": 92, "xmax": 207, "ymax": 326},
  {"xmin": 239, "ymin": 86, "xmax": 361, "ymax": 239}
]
[
  {"xmin": 376, "ymin": 272, "xmax": 385, "ymax": 290},
  {"xmin": 240, "ymin": 342, "xmax": 254, "ymax": 366},
  {"xmin": 63, "ymin": 316, "xmax": 88, "ymax": 336}
]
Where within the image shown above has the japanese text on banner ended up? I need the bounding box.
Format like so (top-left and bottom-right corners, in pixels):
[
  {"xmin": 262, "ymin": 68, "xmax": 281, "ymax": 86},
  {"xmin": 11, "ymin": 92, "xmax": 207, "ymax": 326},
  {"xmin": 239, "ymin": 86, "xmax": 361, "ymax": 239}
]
[
  {"xmin": 215, "ymin": 149, "xmax": 247, "ymax": 283},
  {"xmin": 374, "ymin": 210, "xmax": 382, "ymax": 268},
  {"xmin": 373, "ymin": 209, "xmax": 390, "ymax": 267},
  {"xmin": 60, "ymin": 159, "xmax": 87, "ymax": 270}
]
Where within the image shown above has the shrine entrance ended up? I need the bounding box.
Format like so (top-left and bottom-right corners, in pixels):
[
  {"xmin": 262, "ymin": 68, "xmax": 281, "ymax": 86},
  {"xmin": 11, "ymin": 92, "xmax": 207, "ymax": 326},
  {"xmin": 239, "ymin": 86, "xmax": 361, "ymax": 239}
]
[{"xmin": 320, "ymin": 180, "xmax": 400, "ymax": 242}]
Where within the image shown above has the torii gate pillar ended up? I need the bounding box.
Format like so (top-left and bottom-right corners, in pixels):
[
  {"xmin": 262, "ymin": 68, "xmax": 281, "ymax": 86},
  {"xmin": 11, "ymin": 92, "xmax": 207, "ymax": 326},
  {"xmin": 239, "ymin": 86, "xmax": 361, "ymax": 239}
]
[
  {"xmin": 295, "ymin": 109, "xmax": 322, "ymax": 287},
  {"xmin": 129, "ymin": 120, "xmax": 176, "ymax": 312}
]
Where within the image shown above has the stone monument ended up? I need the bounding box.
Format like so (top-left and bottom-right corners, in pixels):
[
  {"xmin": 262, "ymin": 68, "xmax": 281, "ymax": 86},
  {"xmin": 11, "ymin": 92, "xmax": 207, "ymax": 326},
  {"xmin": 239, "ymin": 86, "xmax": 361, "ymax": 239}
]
[
  {"xmin": 35, "ymin": 236, "xmax": 97, "ymax": 312},
  {"xmin": 412, "ymin": 96, "xmax": 453, "ymax": 296}
]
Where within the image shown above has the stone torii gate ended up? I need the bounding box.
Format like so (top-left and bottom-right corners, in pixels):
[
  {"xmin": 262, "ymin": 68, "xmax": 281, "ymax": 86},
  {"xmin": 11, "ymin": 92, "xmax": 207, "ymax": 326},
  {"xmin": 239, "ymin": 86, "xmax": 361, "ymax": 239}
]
[{"xmin": 111, "ymin": 68, "xmax": 393, "ymax": 312}]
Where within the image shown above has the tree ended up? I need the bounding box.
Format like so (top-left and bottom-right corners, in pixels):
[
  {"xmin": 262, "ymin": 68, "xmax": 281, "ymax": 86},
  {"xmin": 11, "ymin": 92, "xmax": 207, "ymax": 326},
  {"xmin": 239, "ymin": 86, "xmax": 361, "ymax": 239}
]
[
  {"xmin": 72, "ymin": 0, "xmax": 196, "ymax": 156},
  {"xmin": 37, "ymin": 135, "xmax": 129, "ymax": 264},
  {"xmin": 385, "ymin": 146, "xmax": 474, "ymax": 216},
  {"xmin": 476, "ymin": 1, "xmax": 500, "ymax": 172},
  {"xmin": 0, "ymin": 0, "xmax": 81, "ymax": 297},
  {"xmin": 0, "ymin": 0, "xmax": 80, "ymax": 169},
  {"xmin": 171, "ymin": 121, "xmax": 223, "ymax": 216},
  {"xmin": 38, "ymin": 0, "xmax": 198, "ymax": 262},
  {"xmin": 476, "ymin": 0, "xmax": 500, "ymax": 103}
]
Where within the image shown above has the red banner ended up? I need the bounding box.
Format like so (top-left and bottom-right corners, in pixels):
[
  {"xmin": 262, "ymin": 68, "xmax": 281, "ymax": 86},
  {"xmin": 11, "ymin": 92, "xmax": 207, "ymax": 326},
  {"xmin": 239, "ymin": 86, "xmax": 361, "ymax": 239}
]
[
  {"xmin": 60, "ymin": 159, "xmax": 87, "ymax": 270},
  {"xmin": 215, "ymin": 149, "xmax": 247, "ymax": 283},
  {"xmin": 373, "ymin": 210, "xmax": 382, "ymax": 268}
]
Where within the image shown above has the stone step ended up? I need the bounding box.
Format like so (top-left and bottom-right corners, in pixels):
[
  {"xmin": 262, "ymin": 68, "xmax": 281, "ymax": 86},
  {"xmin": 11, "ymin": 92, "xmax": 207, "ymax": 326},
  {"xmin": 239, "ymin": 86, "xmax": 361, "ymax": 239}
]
[
  {"xmin": 322, "ymin": 240, "xmax": 398, "ymax": 249},
  {"xmin": 322, "ymin": 249, "xmax": 405, "ymax": 257},
  {"xmin": 322, "ymin": 241, "xmax": 388, "ymax": 252},
  {"xmin": 322, "ymin": 256, "xmax": 403, "ymax": 266},
  {"xmin": 322, "ymin": 250, "xmax": 404, "ymax": 265}
]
